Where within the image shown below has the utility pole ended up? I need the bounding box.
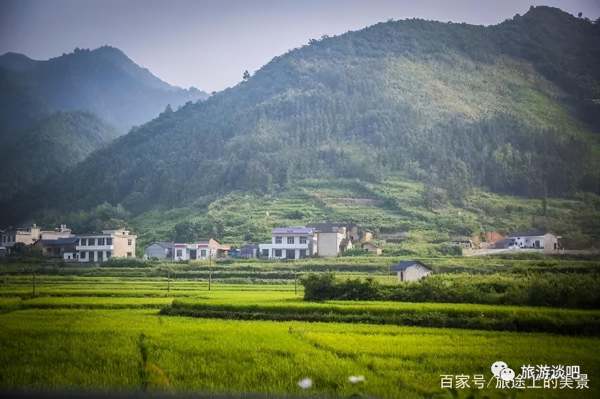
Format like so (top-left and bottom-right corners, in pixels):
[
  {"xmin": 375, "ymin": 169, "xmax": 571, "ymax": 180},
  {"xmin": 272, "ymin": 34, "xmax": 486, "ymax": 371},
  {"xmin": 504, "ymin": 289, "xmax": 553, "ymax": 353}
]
[
  {"xmin": 167, "ymin": 269, "xmax": 171, "ymax": 294},
  {"xmin": 208, "ymin": 252, "xmax": 212, "ymax": 291}
]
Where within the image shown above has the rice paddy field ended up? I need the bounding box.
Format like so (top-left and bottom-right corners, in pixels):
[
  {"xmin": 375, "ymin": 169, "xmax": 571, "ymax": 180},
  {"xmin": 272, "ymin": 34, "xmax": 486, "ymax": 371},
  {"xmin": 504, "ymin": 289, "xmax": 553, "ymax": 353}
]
[{"xmin": 1, "ymin": 256, "xmax": 599, "ymax": 398}]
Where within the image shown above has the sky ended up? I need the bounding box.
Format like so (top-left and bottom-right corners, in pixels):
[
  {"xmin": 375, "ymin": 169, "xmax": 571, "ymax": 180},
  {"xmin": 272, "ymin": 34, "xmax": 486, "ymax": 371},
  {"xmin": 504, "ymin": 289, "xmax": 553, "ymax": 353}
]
[{"xmin": 1, "ymin": 0, "xmax": 599, "ymax": 92}]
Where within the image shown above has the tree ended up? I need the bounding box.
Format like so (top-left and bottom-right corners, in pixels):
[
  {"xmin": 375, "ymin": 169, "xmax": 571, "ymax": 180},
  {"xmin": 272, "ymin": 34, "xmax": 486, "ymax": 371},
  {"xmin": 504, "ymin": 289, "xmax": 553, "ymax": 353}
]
[
  {"xmin": 161, "ymin": 104, "xmax": 173, "ymax": 115},
  {"xmin": 242, "ymin": 70, "xmax": 250, "ymax": 81}
]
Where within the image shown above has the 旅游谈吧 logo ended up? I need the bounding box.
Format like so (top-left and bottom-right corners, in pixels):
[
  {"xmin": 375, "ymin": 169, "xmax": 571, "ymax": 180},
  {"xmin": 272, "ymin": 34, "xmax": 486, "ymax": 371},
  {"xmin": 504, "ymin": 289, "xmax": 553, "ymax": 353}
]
[{"xmin": 440, "ymin": 360, "xmax": 589, "ymax": 390}]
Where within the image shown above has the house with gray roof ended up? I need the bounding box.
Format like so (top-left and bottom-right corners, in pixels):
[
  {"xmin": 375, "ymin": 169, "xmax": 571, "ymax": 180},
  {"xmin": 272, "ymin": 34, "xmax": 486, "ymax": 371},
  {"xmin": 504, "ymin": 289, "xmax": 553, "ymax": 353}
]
[
  {"xmin": 391, "ymin": 260, "xmax": 432, "ymax": 282},
  {"xmin": 144, "ymin": 242, "xmax": 174, "ymax": 260}
]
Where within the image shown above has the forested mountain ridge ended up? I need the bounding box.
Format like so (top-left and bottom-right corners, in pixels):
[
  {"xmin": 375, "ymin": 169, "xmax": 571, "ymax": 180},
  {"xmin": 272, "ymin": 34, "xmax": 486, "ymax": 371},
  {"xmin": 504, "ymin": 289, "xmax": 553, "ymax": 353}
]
[
  {"xmin": 3, "ymin": 6, "xmax": 600, "ymax": 228},
  {"xmin": 0, "ymin": 46, "xmax": 208, "ymax": 134},
  {"xmin": 0, "ymin": 111, "xmax": 117, "ymax": 201}
]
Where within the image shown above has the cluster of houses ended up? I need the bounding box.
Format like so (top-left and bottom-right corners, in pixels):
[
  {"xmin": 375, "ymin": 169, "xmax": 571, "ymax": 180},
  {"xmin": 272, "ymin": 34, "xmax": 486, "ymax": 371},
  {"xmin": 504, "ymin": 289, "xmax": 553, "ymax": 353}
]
[
  {"xmin": 0, "ymin": 224, "xmax": 136, "ymax": 262},
  {"xmin": 1, "ymin": 221, "xmax": 565, "ymax": 283},
  {"xmin": 451, "ymin": 230, "xmax": 562, "ymax": 254},
  {"xmin": 143, "ymin": 223, "xmax": 379, "ymax": 261}
]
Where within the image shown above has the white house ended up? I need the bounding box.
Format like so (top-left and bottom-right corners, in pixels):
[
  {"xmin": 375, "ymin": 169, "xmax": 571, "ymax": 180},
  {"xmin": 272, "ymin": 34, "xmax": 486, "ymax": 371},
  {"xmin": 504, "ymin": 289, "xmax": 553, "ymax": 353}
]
[
  {"xmin": 172, "ymin": 239, "xmax": 228, "ymax": 261},
  {"xmin": 391, "ymin": 261, "xmax": 432, "ymax": 282},
  {"xmin": 259, "ymin": 227, "xmax": 317, "ymax": 260},
  {"xmin": 76, "ymin": 228, "xmax": 136, "ymax": 263},
  {"xmin": 507, "ymin": 230, "xmax": 560, "ymax": 253}
]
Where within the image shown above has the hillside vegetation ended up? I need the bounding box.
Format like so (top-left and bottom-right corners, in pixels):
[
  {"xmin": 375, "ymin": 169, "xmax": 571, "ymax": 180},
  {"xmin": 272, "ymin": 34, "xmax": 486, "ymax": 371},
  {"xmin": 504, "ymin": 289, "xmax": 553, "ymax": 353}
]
[
  {"xmin": 29, "ymin": 177, "xmax": 600, "ymax": 254},
  {"xmin": 0, "ymin": 111, "xmax": 118, "ymax": 201},
  {"xmin": 3, "ymin": 7, "xmax": 600, "ymax": 243},
  {"xmin": 0, "ymin": 46, "xmax": 207, "ymax": 134}
]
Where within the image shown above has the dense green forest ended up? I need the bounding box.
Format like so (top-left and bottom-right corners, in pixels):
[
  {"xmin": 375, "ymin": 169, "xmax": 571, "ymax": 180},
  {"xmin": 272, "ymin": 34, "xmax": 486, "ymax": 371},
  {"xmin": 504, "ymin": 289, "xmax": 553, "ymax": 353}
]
[
  {"xmin": 0, "ymin": 46, "xmax": 207, "ymax": 134},
  {"xmin": 0, "ymin": 46, "xmax": 208, "ymax": 207},
  {"xmin": 0, "ymin": 111, "xmax": 117, "ymax": 201},
  {"xmin": 2, "ymin": 7, "xmax": 600, "ymax": 244}
]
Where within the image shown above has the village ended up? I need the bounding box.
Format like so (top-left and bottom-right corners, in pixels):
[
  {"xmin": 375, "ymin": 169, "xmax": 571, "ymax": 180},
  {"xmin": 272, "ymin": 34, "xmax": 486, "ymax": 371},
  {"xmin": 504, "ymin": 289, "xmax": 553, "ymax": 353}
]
[{"xmin": 0, "ymin": 222, "xmax": 564, "ymax": 282}]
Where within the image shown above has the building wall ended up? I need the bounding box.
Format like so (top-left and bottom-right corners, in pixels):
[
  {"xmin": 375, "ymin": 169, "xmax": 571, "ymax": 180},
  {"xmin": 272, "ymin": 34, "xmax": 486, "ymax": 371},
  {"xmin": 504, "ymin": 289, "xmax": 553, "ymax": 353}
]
[
  {"xmin": 40, "ymin": 231, "xmax": 72, "ymax": 240},
  {"xmin": 145, "ymin": 244, "xmax": 169, "ymax": 259},
  {"xmin": 174, "ymin": 245, "xmax": 188, "ymax": 261},
  {"xmin": 543, "ymin": 234, "xmax": 560, "ymax": 253},
  {"xmin": 260, "ymin": 233, "xmax": 316, "ymax": 259},
  {"xmin": 317, "ymin": 232, "xmax": 343, "ymax": 257},
  {"xmin": 113, "ymin": 234, "xmax": 135, "ymax": 258},
  {"xmin": 511, "ymin": 234, "xmax": 558, "ymax": 251},
  {"xmin": 398, "ymin": 265, "xmax": 432, "ymax": 282},
  {"xmin": 512, "ymin": 235, "xmax": 545, "ymax": 249}
]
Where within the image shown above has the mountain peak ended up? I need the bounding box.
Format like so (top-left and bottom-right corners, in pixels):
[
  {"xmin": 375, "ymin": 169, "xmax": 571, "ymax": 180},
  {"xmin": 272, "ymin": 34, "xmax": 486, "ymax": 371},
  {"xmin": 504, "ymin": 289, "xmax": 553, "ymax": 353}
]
[
  {"xmin": 520, "ymin": 5, "xmax": 587, "ymax": 23},
  {"xmin": 0, "ymin": 52, "xmax": 35, "ymax": 71}
]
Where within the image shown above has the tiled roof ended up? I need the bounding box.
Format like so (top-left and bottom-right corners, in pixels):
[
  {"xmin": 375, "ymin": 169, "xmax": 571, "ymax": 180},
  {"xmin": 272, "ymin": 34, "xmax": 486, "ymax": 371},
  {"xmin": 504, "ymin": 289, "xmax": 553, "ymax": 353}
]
[
  {"xmin": 38, "ymin": 237, "xmax": 78, "ymax": 246},
  {"xmin": 272, "ymin": 227, "xmax": 314, "ymax": 235},
  {"xmin": 508, "ymin": 229, "xmax": 548, "ymax": 237},
  {"xmin": 390, "ymin": 260, "xmax": 431, "ymax": 272},
  {"xmin": 149, "ymin": 242, "xmax": 174, "ymax": 249}
]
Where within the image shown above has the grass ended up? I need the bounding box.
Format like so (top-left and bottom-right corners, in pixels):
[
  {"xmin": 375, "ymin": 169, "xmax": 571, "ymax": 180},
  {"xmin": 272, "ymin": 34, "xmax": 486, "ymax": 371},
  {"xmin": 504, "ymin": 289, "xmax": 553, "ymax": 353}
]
[
  {"xmin": 1, "ymin": 274, "xmax": 599, "ymax": 334},
  {"xmin": 1, "ymin": 308, "xmax": 599, "ymax": 398},
  {"xmin": 162, "ymin": 297, "xmax": 600, "ymax": 335},
  {"xmin": 1, "ymin": 260, "xmax": 599, "ymax": 397}
]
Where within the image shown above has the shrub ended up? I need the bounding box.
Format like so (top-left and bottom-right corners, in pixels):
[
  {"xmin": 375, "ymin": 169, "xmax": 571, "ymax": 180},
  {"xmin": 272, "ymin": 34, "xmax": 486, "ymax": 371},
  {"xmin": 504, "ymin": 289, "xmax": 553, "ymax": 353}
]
[{"xmin": 342, "ymin": 248, "xmax": 369, "ymax": 256}]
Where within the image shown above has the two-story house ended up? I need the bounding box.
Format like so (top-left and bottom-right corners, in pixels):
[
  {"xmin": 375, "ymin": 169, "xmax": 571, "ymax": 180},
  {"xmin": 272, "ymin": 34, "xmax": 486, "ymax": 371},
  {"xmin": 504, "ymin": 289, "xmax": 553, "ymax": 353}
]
[
  {"xmin": 76, "ymin": 228, "xmax": 136, "ymax": 263},
  {"xmin": 259, "ymin": 227, "xmax": 317, "ymax": 260},
  {"xmin": 168, "ymin": 239, "xmax": 228, "ymax": 261}
]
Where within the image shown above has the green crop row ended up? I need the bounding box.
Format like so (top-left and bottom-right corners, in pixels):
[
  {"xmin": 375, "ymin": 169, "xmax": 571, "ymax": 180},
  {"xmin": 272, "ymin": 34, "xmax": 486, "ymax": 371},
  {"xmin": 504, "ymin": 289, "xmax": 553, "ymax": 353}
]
[{"xmin": 160, "ymin": 299, "xmax": 600, "ymax": 335}]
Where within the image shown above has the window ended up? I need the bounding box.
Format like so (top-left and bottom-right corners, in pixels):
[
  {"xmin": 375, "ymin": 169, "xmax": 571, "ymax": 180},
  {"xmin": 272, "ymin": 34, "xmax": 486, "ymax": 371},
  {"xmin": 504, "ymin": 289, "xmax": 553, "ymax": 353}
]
[
  {"xmin": 98, "ymin": 238, "xmax": 105, "ymax": 246},
  {"xmin": 299, "ymin": 249, "xmax": 307, "ymax": 258},
  {"xmin": 287, "ymin": 236, "xmax": 294, "ymax": 244},
  {"xmin": 80, "ymin": 251, "xmax": 86, "ymax": 259},
  {"xmin": 274, "ymin": 249, "xmax": 282, "ymax": 257},
  {"xmin": 299, "ymin": 236, "xmax": 307, "ymax": 244},
  {"xmin": 107, "ymin": 238, "xmax": 112, "ymax": 245},
  {"xmin": 127, "ymin": 252, "xmax": 132, "ymax": 258},
  {"xmin": 200, "ymin": 249, "xmax": 207, "ymax": 257},
  {"xmin": 106, "ymin": 251, "xmax": 111, "ymax": 259},
  {"xmin": 176, "ymin": 249, "xmax": 183, "ymax": 257},
  {"xmin": 261, "ymin": 249, "xmax": 269, "ymax": 257},
  {"xmin": 89, "ymin": 238, "xmax": 96, "ymax": 246},
  {"xmin": 128, "ymin": 239, "xmax": 132, "ymax": 246},
  {"xmin": 80, "ymin": 238, "xmax": 87, "ymax": 246},
  {"xmin": 275, "ymin": 236, "xmax": 282, "ymax": 244},
  {"xmin": 98, "ymin": 251, "xmax": 104, "ymax": 262}
]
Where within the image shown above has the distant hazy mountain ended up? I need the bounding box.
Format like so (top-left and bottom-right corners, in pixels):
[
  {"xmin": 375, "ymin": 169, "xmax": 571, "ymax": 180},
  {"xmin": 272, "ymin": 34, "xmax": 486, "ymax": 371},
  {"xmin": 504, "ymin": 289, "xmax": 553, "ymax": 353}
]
[
  {"xmin": 0, "ymin": 46, "xmax": 208, "ymax": 134},
  {"xmin": 3, "ymin": 6, "xmax": 600, "ymax": 227},
  {"xmin": 0, "ymin": 111, "xmax": 118, "ymax": 201}
]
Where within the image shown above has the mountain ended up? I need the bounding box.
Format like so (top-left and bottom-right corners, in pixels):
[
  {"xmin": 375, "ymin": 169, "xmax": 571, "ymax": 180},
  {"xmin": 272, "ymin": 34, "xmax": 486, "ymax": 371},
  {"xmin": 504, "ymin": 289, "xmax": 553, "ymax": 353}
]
[
  {"xmin": 0, "ymin": 111, "xmax": 118, "ymax": 201},
  {"xmin": 3, "ymin": 6, "xmax": 600, "ymax": 235},
  {"xmin": 0, "ymin": 46, "xmax": 208, "ymax": 134}
]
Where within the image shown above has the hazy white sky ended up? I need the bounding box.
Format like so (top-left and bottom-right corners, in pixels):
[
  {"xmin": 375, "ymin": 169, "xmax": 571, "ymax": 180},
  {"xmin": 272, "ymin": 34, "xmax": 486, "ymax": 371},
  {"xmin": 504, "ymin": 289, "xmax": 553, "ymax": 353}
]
[{"xmin": 1, "ymin": 0, "xmax": 599, "ymax": 92}]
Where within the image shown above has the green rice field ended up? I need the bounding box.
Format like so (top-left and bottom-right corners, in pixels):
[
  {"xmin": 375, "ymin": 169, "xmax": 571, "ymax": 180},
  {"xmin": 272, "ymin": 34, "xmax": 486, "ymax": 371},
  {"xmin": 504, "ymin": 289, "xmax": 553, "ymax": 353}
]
[{"xmin": 0, "ymin": 258, "xmax": 599, "ymax": 398}]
